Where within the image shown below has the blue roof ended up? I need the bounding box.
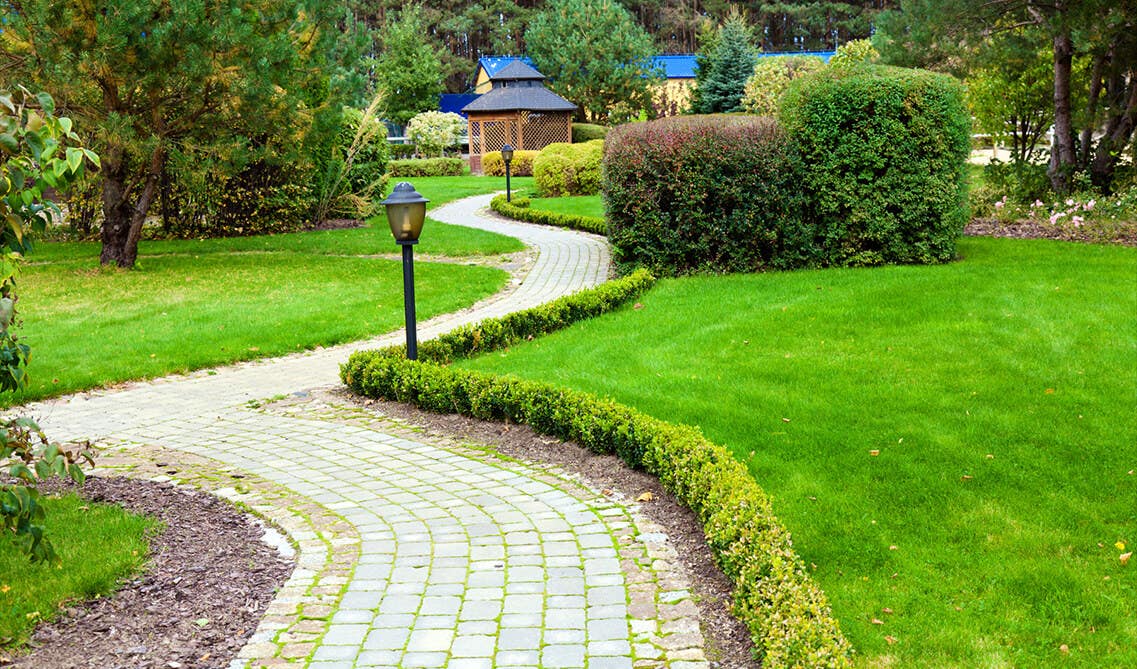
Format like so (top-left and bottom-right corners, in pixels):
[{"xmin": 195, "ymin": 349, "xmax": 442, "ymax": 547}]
[
  {"xmin": 440, "ymin": 94, "xmax": 480, "ymax": 118},
  {"xmin": 478, "ymin": 56, "xmax": 537, "ymax": 79},
  {"xmin": 652, "ymin": 51, "xmax": 836, "ymax": 79},
  {"xmin": 652, "ymin": 55, "xmax": 698, "ymax": 78}
]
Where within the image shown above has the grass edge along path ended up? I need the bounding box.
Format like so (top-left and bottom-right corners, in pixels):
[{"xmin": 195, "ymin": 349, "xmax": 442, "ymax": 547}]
[
  {"xmin": 341, "ymin": 269, "xmax": 855, "ymax": 669},
  {"xmin": 0, "ymin": 492, "xmax": 154, "ymax": 647},
  {"xmin": 456, "ymin": 236, "xmax": 1137, "ymax": 667}
]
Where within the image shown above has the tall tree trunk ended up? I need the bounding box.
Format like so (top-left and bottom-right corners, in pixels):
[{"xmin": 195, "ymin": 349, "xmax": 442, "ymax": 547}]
[
  {"xmin": 1090, "ymin": 76, "xmax": 1137, "ymax": 192},
  {"xmin": 1048, "ymin": 29, "xmax": 1077, "ymax": 193},
  {"xmin": 99, "ymin": 144, "xmax": 164, "ymax": 268}
]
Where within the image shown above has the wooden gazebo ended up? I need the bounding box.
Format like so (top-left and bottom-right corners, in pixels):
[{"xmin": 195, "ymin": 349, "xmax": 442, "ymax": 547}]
[{"xmin": 463, "ymin": 61, "xmax": 576, "ymax": 173}]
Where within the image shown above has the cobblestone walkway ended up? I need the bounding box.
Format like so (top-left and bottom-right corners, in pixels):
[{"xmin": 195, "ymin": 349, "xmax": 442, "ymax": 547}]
[{"xmin": 26, "ymin": 195, "xmax": 710, "ymax": 669}]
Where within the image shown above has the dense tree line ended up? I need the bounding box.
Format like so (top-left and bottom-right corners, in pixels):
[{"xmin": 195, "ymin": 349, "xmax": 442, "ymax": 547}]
[{"xmin": 357, "ymin": 1, "xmax": 895, "ymax": 92}]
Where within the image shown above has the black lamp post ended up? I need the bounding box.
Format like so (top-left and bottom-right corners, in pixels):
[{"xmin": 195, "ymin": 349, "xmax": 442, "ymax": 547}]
[
  {"xmin": 501, "ymin": 144, "xmax": 515, "ymax": 202},
  {"xmin": 380, "ymin": 182, "xmax": 429, "ymax": 360}
]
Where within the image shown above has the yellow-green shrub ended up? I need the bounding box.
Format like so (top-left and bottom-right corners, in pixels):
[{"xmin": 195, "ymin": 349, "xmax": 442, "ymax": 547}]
[
  {"xmin": 533, "ymin": 140, "xmax": 603, "ymax": 196},
  {"xmin": 482, "ymin": 150, "xmax": 537, "ymax": 176}
]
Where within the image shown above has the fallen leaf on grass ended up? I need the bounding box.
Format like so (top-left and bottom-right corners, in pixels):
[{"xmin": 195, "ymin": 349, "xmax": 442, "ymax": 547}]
[
  {"xmin": 885, "ymin": 635, "xmax": 897, "ymax": 645},
  {"xmin": 882, "ymin": 607, "xmax": 894, "ymax": 614},
  {"xmin": 633, "ymin": 302, "xmax": 644, "ymax": 310},
  {"xmin": 636, "ymin": 492, "xmax": 655, "ymax": 503},
  {"xmin": 871, "ymin": 618, "xmax": 884, "ymax": 625},
  {"xmin": 1059, "ymin": 644, "xmax": 1070, "ymax": 654},
  {"xmin": 889, "ymin": 545, "xmax": 898, "ymax": 551},
  {"xmin": 961, "ymin": 475, "xmax": 973, "ymax": 481},
  {"xmin": 1121, "ymin": 552, "xmax": 1132, "ymax": 566},
  {"xmin": 869, "ymin": 450, "xmax": 880, "ymax": 456}
]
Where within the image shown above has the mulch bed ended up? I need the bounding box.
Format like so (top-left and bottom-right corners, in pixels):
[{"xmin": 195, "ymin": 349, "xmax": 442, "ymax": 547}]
[
  {"xmin": 7, "ymin": 478, "xmax": 294, "ymax": 669},
  {"xmin": 964, "ymin": 218, "xmax": 1137, "ymax": 246}
]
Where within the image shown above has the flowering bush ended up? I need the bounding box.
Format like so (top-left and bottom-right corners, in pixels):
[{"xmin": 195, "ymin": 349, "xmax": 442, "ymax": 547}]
[{"xmin": 406, "ymin": 111, "xmax": 465, "ymax": 157}]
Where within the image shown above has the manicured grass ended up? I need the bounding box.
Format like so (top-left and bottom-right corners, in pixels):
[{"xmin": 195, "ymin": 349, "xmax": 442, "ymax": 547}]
[
  {"xmin": 526, "ymin": 194, "xmax": 604, "ymax": 220},
  {"xmin": 10, "ymin": 175, "xmax": 526, "ymax": 405},
  {"xmin": 32, "ymin": 175, "xmax": 530, "ymax": 264},
  {"xmin": 0, "ymin": 492, "xmax": 153, "ymax": 646},
  {"xmin": 460, "ymin": 236, "xmax": 1137, "ymax": 667},
  {"xmin": 12, "ymin": 253, "xmax": 506, "ymax": 405}
]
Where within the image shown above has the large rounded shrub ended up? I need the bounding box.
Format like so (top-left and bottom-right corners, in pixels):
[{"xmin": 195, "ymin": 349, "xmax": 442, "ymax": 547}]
[
  {"xmin": 603, "ymin": 115, "xmax": 809, "ymax": 274},
  {"xmin": 571, "ymin": 123, "xmax": 609, "ymax": 143},
  {"xmin": 533, "ymin": 140, "xmax": 604, "ymax": 196},
  {"xmin": 780, "ymin": 64, "xmax": 971, "ymax": 265}
]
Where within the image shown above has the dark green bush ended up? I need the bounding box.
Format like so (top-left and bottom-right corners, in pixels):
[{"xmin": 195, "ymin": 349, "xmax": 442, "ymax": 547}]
[
  {"xmin": 339, "ymin": 270, "xmax": 852, "ymax": 667},
  {"xmin": 780, "ymin": 64, "xmax": 971, "ymax": 265},
  {"xmin": 571, "ymin": 123, "xmax": 609, "ymax": 143},
  {"xmin": 603, "ymin": 115, "xmax": 809, "ymax": 275},
  {"xmin": 490, "ymin": 195, "xmax": 607, "ymax": 235},
  {"xmin": 533, "ymin": 141, "xmax": 604, "ymax": 197},
  {"xmin": 388, "ymin": 157, "xmax": 464, "ymax": 177},
  {"xmin": 389, "ymin": 143, "xmax": 417, "ymax": 159}
]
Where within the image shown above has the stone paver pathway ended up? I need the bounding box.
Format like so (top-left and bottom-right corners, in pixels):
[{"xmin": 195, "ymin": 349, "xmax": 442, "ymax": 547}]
[{"xmin": 25, "ymin": 195, "xmax": 710, "ymax": 669}]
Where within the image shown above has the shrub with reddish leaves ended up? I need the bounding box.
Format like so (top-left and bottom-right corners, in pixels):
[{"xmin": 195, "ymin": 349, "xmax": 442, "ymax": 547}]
[{"xmin": 602, "ymin": 115, "xmax": 812, "ymax": 275}]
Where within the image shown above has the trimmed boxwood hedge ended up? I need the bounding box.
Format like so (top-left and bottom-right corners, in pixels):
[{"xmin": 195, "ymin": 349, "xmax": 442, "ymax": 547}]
[
  {"xmin": 490, "ymin": 195, "xmax": 607, "ymax": 235},
  {"xmin": 779, "ymin": 64, "xmax": 971, "ymax": 266},
  {"xmin": 603, "ymin": 115, "xmax": 810, "ymax": 275},
  {"xmin": 340, "ymin": 270, "xmax": 853, "ymax": 668},
  {"xmin": 388, "ymin": 157, "xmax": 465, "ymax": 177}
]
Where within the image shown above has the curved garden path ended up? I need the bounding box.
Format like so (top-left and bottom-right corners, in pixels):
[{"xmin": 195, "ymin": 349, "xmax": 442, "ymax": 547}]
[{"xmin": 25, "ymin": 195, "xmax": 712, "ymax": 669}]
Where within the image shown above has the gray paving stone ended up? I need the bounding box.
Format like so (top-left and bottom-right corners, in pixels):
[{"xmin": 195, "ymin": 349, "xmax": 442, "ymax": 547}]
[{"xmin": 25, "ymin": 195, "xmax": 718, "ymax": 669}]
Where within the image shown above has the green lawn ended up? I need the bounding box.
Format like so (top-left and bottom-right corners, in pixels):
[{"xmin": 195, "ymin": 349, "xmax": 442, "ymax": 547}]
[
  {"xmin": 526, "ymin": 194, "xmax": 604, "ymax": 220},
  {"xmin": 0, "ymin": 492, "xmax": 153, "ymax": 646},
  {"xmin": 460, "ymin": 236, "xmax": 1137, "ymax": 667},
  {"xmin": 11, "ymin": 176, "xmax": 526, "ymax": 405}
]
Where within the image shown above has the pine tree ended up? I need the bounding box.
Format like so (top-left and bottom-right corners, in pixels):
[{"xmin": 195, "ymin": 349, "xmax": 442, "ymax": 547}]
[
  {"xmin": 373, "ymin": 6, "xmax": 445, "ymax": 127},
  {"xmin": 690, "ymin": 13, "xmax": 757, "ymax": 114}
]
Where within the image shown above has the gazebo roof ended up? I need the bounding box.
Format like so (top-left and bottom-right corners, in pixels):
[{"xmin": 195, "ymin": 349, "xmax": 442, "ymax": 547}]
[
  {"xmin": 491, "ymin": 60, "xmax": 546, "ymax": 82},
  {"xmin": 461, "ymin": 84, "xmax": 576, "ymax": 114}
]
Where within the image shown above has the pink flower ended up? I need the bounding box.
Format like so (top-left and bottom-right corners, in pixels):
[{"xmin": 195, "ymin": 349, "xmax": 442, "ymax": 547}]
[
  {"xmin": 1032, "ymin": 200, "xmax": 1044, "ymax": 208},
  {"xmin": 1072, "ymin": 215, "xmax": 1084, "ymax": 227},
  {"xmin": 994, "ymin": 200, "xmax": 1004, "ymax": 210},
  {"xmin": 1065, "ymin": 198, "xmax": 1075, "ymax": 206},
  {"xmin": 1084, "ymin": 199, "xmax": 1095, "ymax": 211},
  {"xmin": 1049, "ymin": 212, "xmax": 1063, "ymax": 225}
]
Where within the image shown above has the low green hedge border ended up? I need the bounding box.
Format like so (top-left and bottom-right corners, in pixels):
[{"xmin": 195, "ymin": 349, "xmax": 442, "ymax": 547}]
[
  {"xmin": 340, "ymin": 271, "xmax": 853, "ymax": 667},
  {"xmin": 388, "ymin": 157, "xmax": 465, "ymax": 178},
  {"xmin": 490, "ymin": 194, "xmax": 607, "ymax": 236}
]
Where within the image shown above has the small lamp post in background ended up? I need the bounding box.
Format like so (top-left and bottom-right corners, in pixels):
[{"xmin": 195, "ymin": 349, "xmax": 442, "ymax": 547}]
[
  {"xmin": 501, "ymin": 144, "xmax": 515, "ymax": 202},
  {"xmin": 380, "ymin": 182, "xmax": 429, "ymax": 360}
]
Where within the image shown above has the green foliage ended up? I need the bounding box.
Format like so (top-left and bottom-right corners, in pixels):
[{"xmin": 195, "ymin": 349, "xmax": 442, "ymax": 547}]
[
  {"xmin": 0, "ymin": 491, "xmax": 152, "ymax": 645},
  {"xmin": 689, "ymin": 12, "xmax": 757, "ymax": 114},
  {"xmin": 1, "ymin": 0, "xmax": 368, "ymax": 266},
  {"xmin": 526, "ymin": 0, "xmax": 661, "ymax": 122},
  {"xmin": 603, "ymin": 115, "xmax": 809, "ymax": 275},
  {"xmin": 389, "ymin": 144, "xmax": 417, "ymax": 159},
  {"xmin": 741, "ymin": 56, "xmax": 827, "ymax": 116},
  {"xmin": 374, "ymin": 5, "xmax": 445, "ymax": 126},
  {"xmin": 828, "ymin": 38, "xmax": 880, "ymax": 69},
  {"xmin": 780, "ymin": 64, "xmax": 972, "ymax": 266},
  {"xmin": 571, "ymin": 123, "xmax": 610, "ymax": 143},
  {"xmin": 0, "ymin": 89, "xmax": 96, "ymax": 563},
  {"xmin": 533, "ymin": 141, "xmax": 604, "ymax": 197},
  {"xmin": 491, "ymin": 195, "xmax": 607, "ymax": 235},
  {"xmin": 966, "ymin": 31, "xmax": 1057, "ymax": 164},
  {"xmin": 340, "ymin": 270, "xmax": 853, "ymax": 667},
  {"xmin": 482, "ymin": 150, "xmax": 538, "ymax": 177},
  {"xmin": 388, "ymin": 158, "xmax": 465, "ymax": 178},
  {"xmin": 405, "ymin": 111, "xmax": 466, "ymax": 158}
]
